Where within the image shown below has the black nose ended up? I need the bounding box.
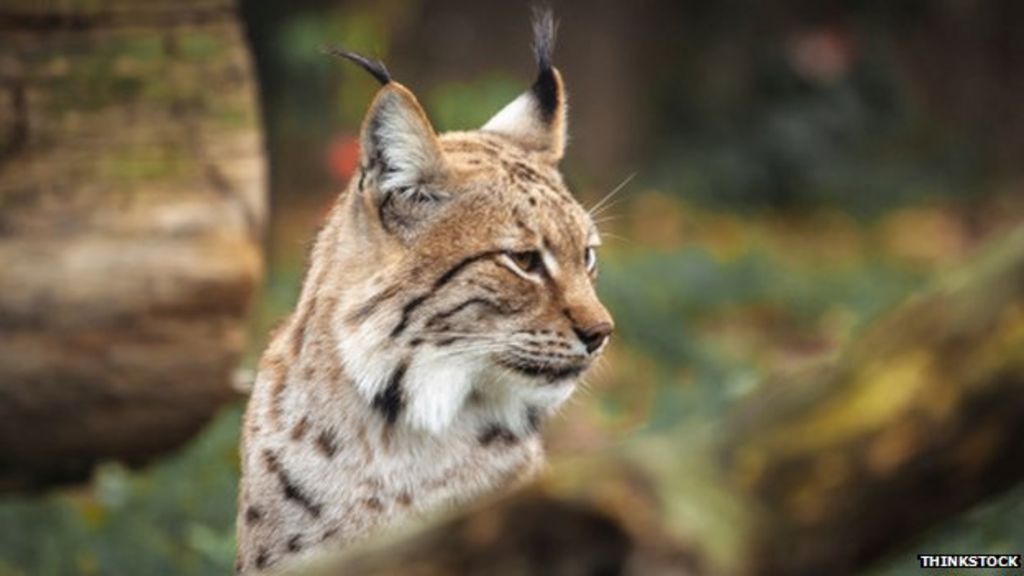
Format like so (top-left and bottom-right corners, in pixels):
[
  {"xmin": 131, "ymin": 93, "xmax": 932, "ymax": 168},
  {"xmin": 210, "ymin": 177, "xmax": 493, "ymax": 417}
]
[{"xmin": 574, "ymin": 322, "xmax": 614, "ymax": 354}]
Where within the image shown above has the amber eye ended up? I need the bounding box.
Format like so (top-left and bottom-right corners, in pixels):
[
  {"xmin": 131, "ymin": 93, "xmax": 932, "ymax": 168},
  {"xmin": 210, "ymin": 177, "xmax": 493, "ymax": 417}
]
[
  {"xmin": 584, "ymin": 247, "xmax": 598, "ymax": 273},
  {"xmin": 506, "ymin": 250, "xmax": 544, "ymax": 275}
]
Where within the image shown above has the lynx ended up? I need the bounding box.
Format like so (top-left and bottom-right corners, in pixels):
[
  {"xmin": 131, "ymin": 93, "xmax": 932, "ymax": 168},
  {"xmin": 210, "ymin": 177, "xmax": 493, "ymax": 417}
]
[{"xmin": 236, "ymin": 10, "xmax": 613, "ymax": 573}]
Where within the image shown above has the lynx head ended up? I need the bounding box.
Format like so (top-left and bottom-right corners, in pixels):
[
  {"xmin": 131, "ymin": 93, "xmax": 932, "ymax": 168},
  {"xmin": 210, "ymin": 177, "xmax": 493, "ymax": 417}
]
[{"xmin": 322, "ymin": 10, "xmax": 613, "ymax": 435}]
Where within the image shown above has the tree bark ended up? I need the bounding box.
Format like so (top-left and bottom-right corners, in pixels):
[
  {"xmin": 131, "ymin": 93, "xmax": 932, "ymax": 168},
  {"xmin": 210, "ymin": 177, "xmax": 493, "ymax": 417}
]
[
  {"xmin": 285, "ymin": 226, "xmax": 1024, "ymax": 576},
  {"xmin": 0, "ymin": 0, "xmax": 265, "ymax": 490}
]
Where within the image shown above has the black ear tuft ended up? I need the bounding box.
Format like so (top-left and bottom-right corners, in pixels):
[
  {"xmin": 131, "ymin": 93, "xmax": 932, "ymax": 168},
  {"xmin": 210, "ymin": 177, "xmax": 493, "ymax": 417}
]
[
  {"xmin": 531, "ymin": 6, "xmax": 557, "ymax": 73},
  {"xmin": 530, "ymin": 6, "xmax": 559, "ymax": 122},
  {"xmin": 480, "ymin": 6, "xmax": 568, "ymax": 160},
  {"xmin": 322, "ymin": 46, "xmax": 391, "ymax": 86}
]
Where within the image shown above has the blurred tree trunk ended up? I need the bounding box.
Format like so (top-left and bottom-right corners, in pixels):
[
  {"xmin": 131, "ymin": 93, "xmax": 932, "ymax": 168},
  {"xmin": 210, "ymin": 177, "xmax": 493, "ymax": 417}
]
[
  {"xmin": 287, "ymin": 227, "xmax": 1024, "ymax": 576},
  {"xmin": 0, "ymin": 0, "xmax": 265, "ymax": 490}
]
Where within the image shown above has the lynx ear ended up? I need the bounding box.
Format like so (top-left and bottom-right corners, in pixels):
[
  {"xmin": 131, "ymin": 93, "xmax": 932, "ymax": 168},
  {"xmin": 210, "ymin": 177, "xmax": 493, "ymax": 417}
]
[
  {"xmin": 482, "ymin": 8, "xmax": 567, "ymax": 162},
  {"xmin": 327, "ymin": 47, "xmax": 449, "ymax": 237},
  {"xmin": 359, "ymin": 83, "xmax": 446, "ymax": 193}
]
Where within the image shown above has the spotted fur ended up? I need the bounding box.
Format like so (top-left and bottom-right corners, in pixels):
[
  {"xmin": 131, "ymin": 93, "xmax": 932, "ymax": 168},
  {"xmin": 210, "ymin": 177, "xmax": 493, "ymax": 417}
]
[{"xmin": 236, "ymin": 9, "xmax": 613, "ymax": 573}]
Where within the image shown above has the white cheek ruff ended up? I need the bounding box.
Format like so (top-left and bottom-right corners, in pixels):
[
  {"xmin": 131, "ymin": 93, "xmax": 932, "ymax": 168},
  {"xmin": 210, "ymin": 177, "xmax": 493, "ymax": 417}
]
[
  {"xmin": 337, "ymin": 310, "xmax": 401, "ymax": 401},
  {"xmin": 403, "ymin": 351, "xmax": 483, "ymax": 434},
  {"xmin": 339, "ymin": 316, "xmax": 480, "ymax": 435},
  {"xmin": 474, "ymin": 368, "xmax": 577, "ymax": 435}
]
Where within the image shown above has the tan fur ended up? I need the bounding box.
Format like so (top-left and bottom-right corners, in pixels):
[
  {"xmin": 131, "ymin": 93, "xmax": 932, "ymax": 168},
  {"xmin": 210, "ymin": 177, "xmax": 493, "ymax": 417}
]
[{"xmin": 236, "ymin": 18, "xmax": 611, "ymax": 574}]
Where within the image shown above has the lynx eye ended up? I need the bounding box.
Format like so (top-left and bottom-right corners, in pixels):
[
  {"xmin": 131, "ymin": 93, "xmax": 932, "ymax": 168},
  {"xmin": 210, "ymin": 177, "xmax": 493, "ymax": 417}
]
[
  {"xmin": 584, "ymin": 247, "xmax": 598, "ymax": 273},
  {"xmin": 504, "ymin": 250, "xmax": 544, "ymax": 276}
]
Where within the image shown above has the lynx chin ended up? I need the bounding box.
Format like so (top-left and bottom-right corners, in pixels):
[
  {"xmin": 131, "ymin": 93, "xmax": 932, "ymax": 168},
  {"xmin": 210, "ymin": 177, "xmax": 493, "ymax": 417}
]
[{"xmin": 236, "ymin": 10, "xmax": 613, "ymax": 573}]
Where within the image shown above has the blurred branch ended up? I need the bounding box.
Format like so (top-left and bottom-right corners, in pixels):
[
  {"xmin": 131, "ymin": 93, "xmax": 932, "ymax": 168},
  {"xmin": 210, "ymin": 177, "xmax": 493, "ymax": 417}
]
[
  {"xmin": 286, "ymin": 226, "xmax": 1024, "ymax": 576},
  {"xmin": 725, "ymin": 224, "xmax": 1024, "ymax": 574}
]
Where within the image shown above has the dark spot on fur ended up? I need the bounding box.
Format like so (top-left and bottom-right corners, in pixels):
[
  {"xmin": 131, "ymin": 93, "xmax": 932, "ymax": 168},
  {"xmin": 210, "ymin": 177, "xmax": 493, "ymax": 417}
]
[
  {"xmin": 287, "ymin": 534, "xmax": 303, "ymax": 553},
  {"xmin": 315, "ymin": 429, "xmax": 339, "ymax": 458},
  {"xmin": 357, "ymin": 165, "xmax": 367, "ymax": 190},
  {"xmin": 479, "ymin": 424, "xmax": 519, "ymax": 446},
  {"xmin": 526, "ymin": 406, "xmax": 541, "ymax": 433},
  {"xmin": 322, "ymin": 527, "xmax": 339, "ymax": 542},
  {"xmin": 397, "ymin": 491, "xmax": 413, "ymax": 506},
  {"xmin": 245, "ymin": 505, "xmax": 263, "ymax": 525},
  {"xmin": 364, "ymin": 496, "xmax": 384, "ymax": 511},
  {"xmin": 372, "ymin": 361, "xmax": 408, "ymax": 425},
  {"xmin": 282, "ymin": 482, "xmax": 321, "ymax": 518},
  {"xmin": 255, "ymin": 548, "xmax": 269, "ymax": 570},
  {"xmin": 263, "ymin": 450, "xmax": 323, "ymax": 518},
  {"xmin": 291, "ymin": 416, "xmax": 309, "ymax": 441}
]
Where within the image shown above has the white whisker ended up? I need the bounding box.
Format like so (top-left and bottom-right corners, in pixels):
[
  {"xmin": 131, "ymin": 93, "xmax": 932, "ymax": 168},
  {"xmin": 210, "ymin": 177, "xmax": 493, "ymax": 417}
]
[
  {"xmin": 598, "ymin": 232, "xmax": 633, "ymax": 245},
  {"xmin": 590, "ymin": 195, "xmax": 629, "ymax": 219},
  {"xmin": 588, "ymin": 172, "xmax": 636, "ymax": 217},
  {"xmin": 591, "ymin": 215, "xmax": 621, "ymax": 225}
]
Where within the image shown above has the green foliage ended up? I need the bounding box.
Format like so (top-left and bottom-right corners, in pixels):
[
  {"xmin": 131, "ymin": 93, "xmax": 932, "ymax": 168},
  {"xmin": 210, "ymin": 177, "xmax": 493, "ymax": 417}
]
[
  {"xmin": 0, "ymin": 407, "xmax": 242, "ymax": 576},
  {"xmin": 276, "ymin": 6, "xmax": 392, "ymax": 131},
  {"xmin": 599, "ymin": 245, "xmax": 923, "ymax": 426},
  {"xmin": 426, "ymin": 74, "xmax": 520, "ymax": 132}
]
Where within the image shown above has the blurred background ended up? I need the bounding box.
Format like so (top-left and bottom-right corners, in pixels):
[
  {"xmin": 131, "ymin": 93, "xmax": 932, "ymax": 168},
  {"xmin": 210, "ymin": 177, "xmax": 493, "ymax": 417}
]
[{"xmin": 1, "ymin": 0, "xmax": 1022, "ymax": 574}]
